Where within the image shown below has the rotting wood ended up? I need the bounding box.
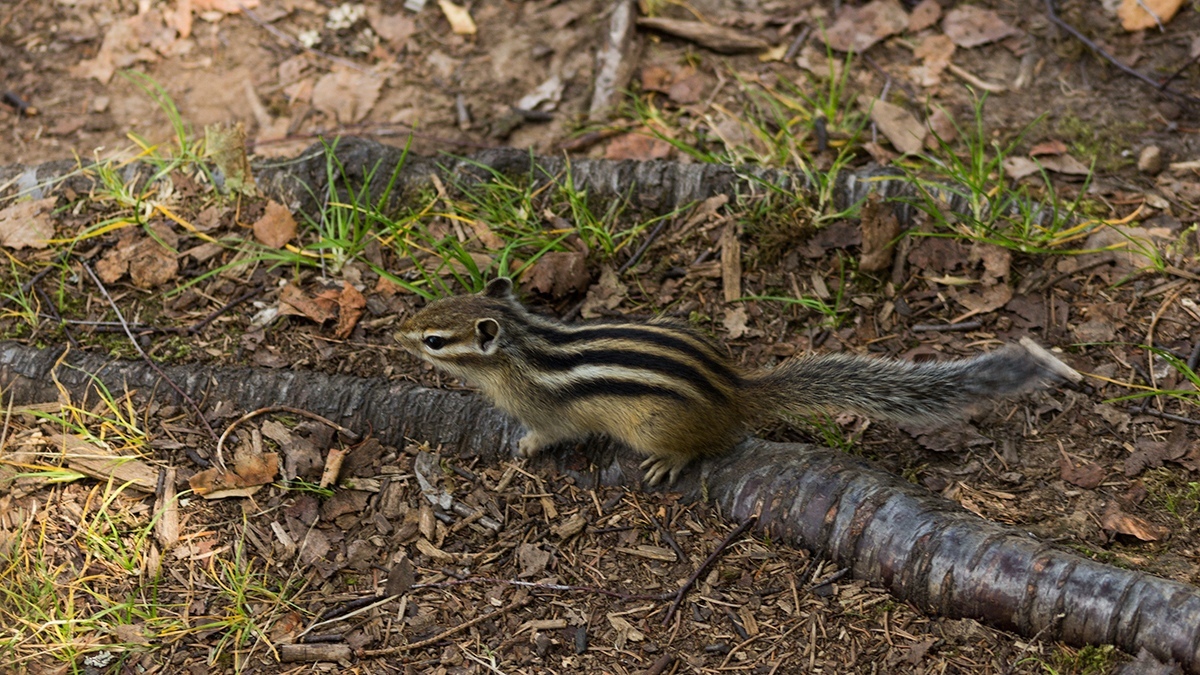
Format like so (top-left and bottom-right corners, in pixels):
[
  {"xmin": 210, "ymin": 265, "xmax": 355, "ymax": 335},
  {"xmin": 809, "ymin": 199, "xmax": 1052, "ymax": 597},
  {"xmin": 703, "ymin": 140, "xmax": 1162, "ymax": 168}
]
[
  {"xmin": 1, "ymin": 340, "xmax": 1198, "ymax": 672},
  {"xmin": 0, "ymin": 138, "xmax": 1066, "ymax": 238}
]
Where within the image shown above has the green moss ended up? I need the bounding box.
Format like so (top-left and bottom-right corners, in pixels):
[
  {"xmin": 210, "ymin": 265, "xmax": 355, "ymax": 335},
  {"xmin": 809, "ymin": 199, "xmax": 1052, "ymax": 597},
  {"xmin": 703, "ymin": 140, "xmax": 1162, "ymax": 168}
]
[{"xmin": 1052, "ymin": 114, "xmax": 1142, "ymax": 173}]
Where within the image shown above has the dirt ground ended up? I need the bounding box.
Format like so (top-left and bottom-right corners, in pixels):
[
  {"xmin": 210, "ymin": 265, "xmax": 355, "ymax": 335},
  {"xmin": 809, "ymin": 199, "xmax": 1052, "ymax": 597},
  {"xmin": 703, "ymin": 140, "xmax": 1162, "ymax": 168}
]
[{"xmin": 1, "ymin": 0, "xmax": 1200, "ymax": 673}]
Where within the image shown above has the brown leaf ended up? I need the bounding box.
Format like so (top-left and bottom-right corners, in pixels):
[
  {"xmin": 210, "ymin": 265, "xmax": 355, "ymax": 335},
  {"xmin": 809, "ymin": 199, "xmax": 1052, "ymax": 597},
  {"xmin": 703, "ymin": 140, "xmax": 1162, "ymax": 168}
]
[
  {"xmin": 580, "ymin": 266, "xmax": 628, "ymax": 318},
  {"xmin": 1060, "ymin": 456, "xmax": 1106, "ymax": 489},
  {"xmin": 312, "ymin": 69, "xmax": 383, "ymax": 124},
  {"xmin": 1118, "ymin": 0, "xmax": 1183, "ymax": 31},
  {"xmin": 605, "ymin": 132, "xmax": 673, "ymax": 161},
  {"xmin": 968, "ymin": 242, "xmax": 1011, "ymax": 285},
  {"xmin": 667, "ymin": 69, "xmax": 706, "ymax": 105},
  {"xmin": 941, "ymin": 6, "xmax": 1020, "ymax": 48},
  {"xmin": 252, "ymin": 200, "xmax": 297, "ymax": 248},
  {"xmin": 722, "ymin": 306, "xmax": 749, "ymax": 339},
  {"xmin": 0, "ymin": 197, "xmax": 56, "ymax": 250},
  {"xmin": 952, "ymin": 284, "xmax": 1013, "ymax": 317},
  {"xmin": 189, "ymin": 452, "xmax": 279, "ymax": 497},
  {"xmin": 334, "ymin": 283, "xmax": 366, "ymax": 339},
  {"xmin": 205, "ymin": 122, "xmax": 255, "ymax": 196},
  {"xmin": 467, "ymin": 219, "xmax": 505, "ymax": 249},
  {"xmin": 1100, "ymin": 503, "xmax": 1169, "ymax": 541},
  {"xmin": 522, "ymin": 251, "xmax": 590, "ymax": 298},
  {"xmin": 279, "ymin": 283, "xmax": 338, "ymax": 324},
  {"xmin": 869, "ymin": 100, "xmax": 925, "ymax": 155},
  {"xmin": 908, "ymin": 0, "xmax": 940, "ymax": 32},
  {"xmin": 824, "ymin": 0, "xmax": 908, "ymax": 53},
  {"xmin": 517, "ymin": 543, "xmax": 552, "ymax": 578},
  {"xmin": 858, "ymin": 195, "xmax": 901, "ymax": 272},
  {"xmin": 192, "ymin": 0, "xmax": 259, "ymax": 11},
  {"xmin": 636, "ymin": 17, "xmax": 769, "ymax": 54},
  {"xmin": 367, "ymin": 8, "xmax": 416, "ymax": 46},
  {"xmin": 1029, "ymin": 140, "xmax": 1068, "ymax": 156}
]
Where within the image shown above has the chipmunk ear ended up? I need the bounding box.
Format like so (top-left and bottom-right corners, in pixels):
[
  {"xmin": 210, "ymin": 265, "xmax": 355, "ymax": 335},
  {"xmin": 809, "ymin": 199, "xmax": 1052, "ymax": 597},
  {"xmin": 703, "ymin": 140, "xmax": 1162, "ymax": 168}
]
[
  {"xmin": 483, "ymin": 277, "xmax": 514, "ymax": 301},
  {"xmin": 475, "ymin": 318, "xmax": 501, "ymax": 353}
]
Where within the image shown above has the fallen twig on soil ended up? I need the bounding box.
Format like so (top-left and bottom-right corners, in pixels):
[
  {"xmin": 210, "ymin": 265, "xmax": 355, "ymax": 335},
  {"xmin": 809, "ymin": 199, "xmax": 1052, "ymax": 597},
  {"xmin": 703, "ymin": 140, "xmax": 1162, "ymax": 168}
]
[{"xmin": 662, "ymin": 516, "xmax": 758, "ymax": 626}]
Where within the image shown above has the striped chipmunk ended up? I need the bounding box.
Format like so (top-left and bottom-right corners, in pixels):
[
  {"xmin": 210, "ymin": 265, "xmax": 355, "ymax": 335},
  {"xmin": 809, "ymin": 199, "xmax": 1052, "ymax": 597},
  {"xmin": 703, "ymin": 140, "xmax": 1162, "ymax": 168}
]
[{"xmin": 397, "ymin": 278, "xmax": 1079, "ymax": 486}]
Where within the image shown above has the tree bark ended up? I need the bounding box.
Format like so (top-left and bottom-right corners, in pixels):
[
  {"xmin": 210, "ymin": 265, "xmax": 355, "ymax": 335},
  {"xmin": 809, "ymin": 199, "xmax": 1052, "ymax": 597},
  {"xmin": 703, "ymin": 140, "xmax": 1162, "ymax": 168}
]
[{"xmin": 1, "ymin": 341, "xmax": 1197, "ymax": 673}]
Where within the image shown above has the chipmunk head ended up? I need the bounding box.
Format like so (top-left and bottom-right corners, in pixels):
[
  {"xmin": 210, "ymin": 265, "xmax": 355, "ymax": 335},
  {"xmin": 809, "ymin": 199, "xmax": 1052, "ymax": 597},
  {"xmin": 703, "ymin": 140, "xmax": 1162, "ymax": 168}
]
[{"xmin": 396, "ymin": 278, "xmax": 519, "ymax": 372}]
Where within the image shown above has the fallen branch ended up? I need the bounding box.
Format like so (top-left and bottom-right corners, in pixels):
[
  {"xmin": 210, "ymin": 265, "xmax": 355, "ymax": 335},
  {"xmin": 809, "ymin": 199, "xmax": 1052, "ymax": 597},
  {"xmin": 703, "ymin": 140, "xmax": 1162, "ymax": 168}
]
[{"xmin": 1, "ymin": 341, "xmax": 1198, "ymax": 672}]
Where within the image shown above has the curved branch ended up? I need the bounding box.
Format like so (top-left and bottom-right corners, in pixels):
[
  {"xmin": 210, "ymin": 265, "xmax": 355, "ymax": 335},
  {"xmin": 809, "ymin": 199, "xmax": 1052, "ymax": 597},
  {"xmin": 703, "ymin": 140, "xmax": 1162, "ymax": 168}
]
[{"xmin": 0, "ymin": 341, "xmax": 1197, "ymax": 672}]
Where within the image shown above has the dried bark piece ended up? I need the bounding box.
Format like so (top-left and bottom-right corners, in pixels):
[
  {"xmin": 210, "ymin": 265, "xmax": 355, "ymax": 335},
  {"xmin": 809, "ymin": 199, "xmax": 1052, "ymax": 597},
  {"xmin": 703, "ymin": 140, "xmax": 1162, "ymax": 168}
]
[{"xmin": 637, "ymin": 17, "xmax": 769, "ymax": 54}]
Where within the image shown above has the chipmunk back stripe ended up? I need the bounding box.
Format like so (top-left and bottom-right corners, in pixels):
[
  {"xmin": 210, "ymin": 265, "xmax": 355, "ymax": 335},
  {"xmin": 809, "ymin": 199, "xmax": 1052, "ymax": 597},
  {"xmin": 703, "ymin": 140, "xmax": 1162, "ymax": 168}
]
[
  {"xmin": 523, "ymin": 348, "xmax": 730, "ymax": 403},
  {"xmin": 551, "ymin": 378, "xmax": 690, "ymax": 403},
  {"xmin": 524, "ymin": 323, "xmax": 741, "ymax": 386}
]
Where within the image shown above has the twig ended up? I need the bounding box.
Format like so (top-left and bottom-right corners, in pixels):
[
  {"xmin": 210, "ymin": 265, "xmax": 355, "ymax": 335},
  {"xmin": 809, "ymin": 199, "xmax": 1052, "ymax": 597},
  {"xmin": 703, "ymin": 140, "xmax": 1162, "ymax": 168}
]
[
  {"xmin": 1187, "ymin": 340, "xmax": 1200, "ymax": 373},
  {"xmin": 1039, "ymin": 253, "xmax": 1115, "ymax": 291},
  {"xmin": 0, "ymin": 260, "xmax": 59, "ymax": 313},
  {"xmin": 1128, "ymin": 405, "xmax": 1200, "ymax": 426},
  {"xmin": 185, "ymin": 283, "xmax": 264, "ymax": 334},
  {"xmin": 662, "ymin": 516, "xmax": 757, "ymax": 626},
  {"xmin": 238, "ymin": 4, "xmax": 372, "ymax": 74},
  {"xmin": 411, "ymin": 575, "xmax": 674, "ymax": 602},
  {"xmin": 83, "ymin": 264, "xmax": 220, "ymax": 445},
  {"xmin": 357, "ymin": 596, "xmax": 532, "ymax": 656},
  {"xmin": 645, "ymin": 510, "xmax": 687, "ymax": 563},
  {"xmin": 911, "ymin": 321, "xmax": 982, "ymax": 332},
  {"xmin": 35, "ymin": 287, "xmax": 79, "ymax": 349},
  {"xmin": 618, "ymin": 219, "xmax": 669, "ymax": 274},
  {"xmin": 1043, "ymin": 0, "xmax": 1200, "ymax": 105},
  {"xmin": 215, "ymin": 405, "xmax": 361, "ymax": 472},
  {"xmin": 782, "ymin": 25, "xmax": 812, "ymax": 62}
]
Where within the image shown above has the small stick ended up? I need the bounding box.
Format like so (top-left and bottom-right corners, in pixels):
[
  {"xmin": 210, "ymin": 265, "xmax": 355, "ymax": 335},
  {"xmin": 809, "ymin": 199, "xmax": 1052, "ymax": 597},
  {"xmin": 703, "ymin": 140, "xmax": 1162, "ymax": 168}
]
[
  {"xmin": 1186, "ymin": 340, "xmax": 1200, "ymax": 373},
  {"xmin": 1043, "ymin": 0, "xmax": 1200, "ymax": 105},
  {"xmin": 215, "ymin": 405, "xmax": 360, "ymax": 472},
  {"xmin": 1128, "ymin": 405, "xmax": 1200, "ymax": 427},
  {"xmin": 911, "ymin": 321, "xmax": 982, "ymax": 332},
  {"xmin": 185, "ymin": 284, "xmax": 264, "ymax": 334},
  {"xmin": 84, "ymin": 264, "xmax": 220, "ymax": 444},
  {"xmin": 645, "ymin": 510, "xmax": 687, "ymax": 563},
  {"xmin": 35, "ymin": 287, "xmax": 79, "ymax": 348},
  {"xmin": 357, "ymin": 596, "xmax": 532, "ymax": 657},
  {"xmin": 662, "ymin": 516, "xmax": 757, "ymax": 626},
  {"xmin": 782, "ymin": 25, "xmax": 812, "ymax": 62},
  {"xmin": 617, "ymin": 219, "xmax": 669, "ymax": 274}
]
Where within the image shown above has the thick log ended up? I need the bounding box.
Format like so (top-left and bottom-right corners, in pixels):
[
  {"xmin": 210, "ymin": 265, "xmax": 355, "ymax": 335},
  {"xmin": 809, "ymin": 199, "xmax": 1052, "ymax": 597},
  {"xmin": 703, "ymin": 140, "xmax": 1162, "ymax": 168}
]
[{"xmin": 0, "ymin": 340, "xmax": 1196, "ymax": 672}]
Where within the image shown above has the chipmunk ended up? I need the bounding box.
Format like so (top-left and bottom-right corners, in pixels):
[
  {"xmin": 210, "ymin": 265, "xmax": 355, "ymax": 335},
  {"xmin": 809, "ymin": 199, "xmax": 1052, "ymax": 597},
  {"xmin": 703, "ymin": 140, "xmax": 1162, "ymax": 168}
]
[{"xmin": 396, "ymin": 278, "xmax": 1078, "ymax": 486}]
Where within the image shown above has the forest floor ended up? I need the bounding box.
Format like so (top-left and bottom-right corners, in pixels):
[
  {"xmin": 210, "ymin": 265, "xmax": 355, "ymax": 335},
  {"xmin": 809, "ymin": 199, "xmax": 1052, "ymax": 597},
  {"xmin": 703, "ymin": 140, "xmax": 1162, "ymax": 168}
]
[{"xmin": 1, "ymin": 0, "xmax": 1199, "ymax": 673}]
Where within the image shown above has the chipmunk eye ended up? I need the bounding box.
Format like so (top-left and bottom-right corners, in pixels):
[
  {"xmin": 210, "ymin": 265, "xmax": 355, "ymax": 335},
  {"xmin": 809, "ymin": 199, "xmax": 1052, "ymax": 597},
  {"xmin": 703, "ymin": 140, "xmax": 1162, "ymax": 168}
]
[{"xmin": 423, "ymin": 335, "xmax": 446, "ymax": 350}]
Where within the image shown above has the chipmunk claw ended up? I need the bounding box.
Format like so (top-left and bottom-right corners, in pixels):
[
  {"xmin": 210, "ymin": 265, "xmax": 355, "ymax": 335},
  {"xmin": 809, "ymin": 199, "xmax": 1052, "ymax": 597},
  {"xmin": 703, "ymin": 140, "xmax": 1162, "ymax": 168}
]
[{"xmin": 640, "ymin": 456, "xmax": 687, "ymax": 487}]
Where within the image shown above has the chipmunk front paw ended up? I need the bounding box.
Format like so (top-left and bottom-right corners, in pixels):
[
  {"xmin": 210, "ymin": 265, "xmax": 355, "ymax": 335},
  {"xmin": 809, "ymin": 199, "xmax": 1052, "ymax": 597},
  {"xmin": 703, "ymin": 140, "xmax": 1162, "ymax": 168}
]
[
  {"xmin": 517, "ymin": 432, "xmax": 548, "ymax": 458},
  {"xmin": 640, "ymin": 456, "xmax": 688, "ymax": 487}
]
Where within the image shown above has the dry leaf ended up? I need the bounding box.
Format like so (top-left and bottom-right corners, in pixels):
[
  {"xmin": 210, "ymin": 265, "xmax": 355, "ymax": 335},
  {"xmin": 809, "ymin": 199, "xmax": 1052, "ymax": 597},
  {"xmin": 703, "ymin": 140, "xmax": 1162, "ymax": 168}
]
[
  {"xmin": 334, "ymin": 283, "xmax": 366, "ymax": 339},
  {"xmin": 723, "ymin": 306, "xmax": 749, "ymax": 339},
  {"xmin": 942, "ymin": 6, "xmax": 1020, "ymax": 48},
  {"xmin": 1100, "ymin": 503, "xmax": 1169, "ymax": 541},
  {"xmin": 279, "ymin": 283, "xmax": 337, "ymax": 324},
  {"xmin": 438, "ymin": 0, "xmax": 477, "ymax": 35},
  {"xmin": 580, "ymin": 266, "xmax": 627, "ymax": 318},
  {"xmin": 0, "ymin": 197, "xmax": 56, "ymax": 250},
  {"xmin": 605, "ymin": 132, "xmax": 673, "ymax": 160},
  {"xmin": 870, "ymin": 99, "xmax": 925, "ymax": 155},
  {"xmin": 189, "ymin": 452, "xmax": 279, "ymax": 498},
  {"xmin": 252, "ymin": 200, "xmax": 297, "ymax": 248},
  {"xmin": 1117, "ymin": 0, "xmax": 1183, "ymax": 31},
  {"xmin": 517, "ymin": 75, "xmax": 565, "ymax": 111},
  {"xmin": 367, "ymin": 8, "xmax": 416, "ymax": 46},
  {"xmin": 522, "ymin": 251, "xmax": 590, "ymax": 298},
  {"xmin": 1060, "ymin": 457, "xmax": 1106, "ymax": 489},
  {"xmin": 908, "ymin": 0, "xmax": 941, "ymax": 32},
  {"xmin": 952, "ymin": 284, "xmax": 1013, "ymax": 317},
  {"xmin": 1029, "ymin": 139, "xmax": 1068, "ymax": 156},
  {"xmin": 312, "ymin": 69, "xmax": 383, "ymax": 124},
  {"xmin": 824, "ymin": 0, "xmax": 908, "ymax": 53},
  {"xmin": 517, "ymin": 543, "xmax": 552, "ymax": 578}
]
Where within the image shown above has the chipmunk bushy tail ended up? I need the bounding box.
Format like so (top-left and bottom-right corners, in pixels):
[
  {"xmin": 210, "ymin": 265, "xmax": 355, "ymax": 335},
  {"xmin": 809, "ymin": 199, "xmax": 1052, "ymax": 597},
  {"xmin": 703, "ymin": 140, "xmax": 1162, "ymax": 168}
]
[{"xmin": 745, "ymin": 338, "xmax": 1080, "ymax": 425}]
